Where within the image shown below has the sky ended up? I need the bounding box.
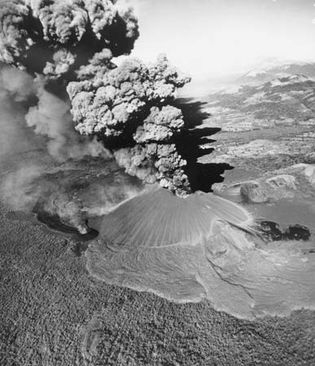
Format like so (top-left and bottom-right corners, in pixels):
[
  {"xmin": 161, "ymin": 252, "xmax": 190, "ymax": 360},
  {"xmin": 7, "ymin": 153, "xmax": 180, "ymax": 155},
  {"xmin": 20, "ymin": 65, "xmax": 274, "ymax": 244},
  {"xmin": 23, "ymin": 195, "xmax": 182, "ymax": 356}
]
[{"xmin": 128, "ymin": 0, "xmax": 315, "ymax": 80}]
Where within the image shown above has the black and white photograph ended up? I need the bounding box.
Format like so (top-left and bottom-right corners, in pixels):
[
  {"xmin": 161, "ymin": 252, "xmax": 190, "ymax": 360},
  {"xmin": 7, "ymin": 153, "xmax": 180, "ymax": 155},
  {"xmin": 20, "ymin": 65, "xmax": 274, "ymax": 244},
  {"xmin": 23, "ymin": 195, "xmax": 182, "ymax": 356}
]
[{"xmin": 0, "ymin": 0, "xmax": 315, "ymax": 365}]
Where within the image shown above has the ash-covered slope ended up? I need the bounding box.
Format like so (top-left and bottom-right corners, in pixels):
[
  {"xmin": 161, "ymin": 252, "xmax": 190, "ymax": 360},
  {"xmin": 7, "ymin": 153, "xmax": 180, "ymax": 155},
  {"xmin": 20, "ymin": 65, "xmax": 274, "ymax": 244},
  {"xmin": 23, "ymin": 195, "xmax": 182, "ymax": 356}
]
[
  {"xmin": 86, "ymin": 188, "xmax": 315, "ymax": 320},
  {"xmin": 96, "ymin": 187, "xmax": 253, "ymax": 248}
]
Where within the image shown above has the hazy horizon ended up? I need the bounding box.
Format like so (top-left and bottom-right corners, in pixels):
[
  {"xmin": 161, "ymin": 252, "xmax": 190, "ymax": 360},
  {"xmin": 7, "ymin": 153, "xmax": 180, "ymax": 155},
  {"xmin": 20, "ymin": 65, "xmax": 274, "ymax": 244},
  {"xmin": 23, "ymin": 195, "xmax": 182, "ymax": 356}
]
[{"xmin": 127, "ymin": 0, "xmax": 315, "ymax": 81}]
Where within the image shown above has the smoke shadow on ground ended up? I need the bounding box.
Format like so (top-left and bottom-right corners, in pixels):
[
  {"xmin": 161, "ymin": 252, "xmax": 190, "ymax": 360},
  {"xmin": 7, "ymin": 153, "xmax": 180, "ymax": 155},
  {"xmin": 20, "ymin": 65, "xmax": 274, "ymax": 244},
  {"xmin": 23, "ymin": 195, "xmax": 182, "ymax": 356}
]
[{"xmin": 175, "ymin": 98, "xmax": 234, "ymax": 193}]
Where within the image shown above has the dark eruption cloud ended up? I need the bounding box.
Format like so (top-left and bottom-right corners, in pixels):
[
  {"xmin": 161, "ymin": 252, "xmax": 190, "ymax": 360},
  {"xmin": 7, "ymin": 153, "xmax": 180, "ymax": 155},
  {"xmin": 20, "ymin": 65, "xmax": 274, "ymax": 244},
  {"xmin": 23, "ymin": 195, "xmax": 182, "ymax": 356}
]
[
  {"xmin": 0, "ymin": 0, "xmax": 194, "ymax": 195},
  {"xmin": 0, "ymin": 0, "xmax": 139, "ymax": 80},
  {"xmin": 0, "ymin": 65, "xmax": 48, "ymax": 214},
  {"xmin": 0, "ymin": 63, "xmax": 109, "ymax": 164},
  {"xmin": 0, "ymin": 64, "xmax": 122, "ymax": 233},
  {"xmin": 68, "ymin": 55, "xmax": 192, "ymax": 194},
  {"xmin": 0, "ymin": 0, "xmax": 145, "ymax": 232},
  {"xmin": 0, "ymin": 0, "xmax": 227, "ymax": 237}
]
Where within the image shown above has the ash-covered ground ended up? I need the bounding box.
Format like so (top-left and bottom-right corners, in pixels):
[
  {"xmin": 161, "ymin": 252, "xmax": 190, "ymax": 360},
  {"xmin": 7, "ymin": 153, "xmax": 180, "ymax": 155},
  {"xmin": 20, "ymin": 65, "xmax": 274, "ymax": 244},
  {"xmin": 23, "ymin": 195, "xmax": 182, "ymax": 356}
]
[{"xmin": 1, "ymin": 196, "xmax": 315, "ymax": 366}]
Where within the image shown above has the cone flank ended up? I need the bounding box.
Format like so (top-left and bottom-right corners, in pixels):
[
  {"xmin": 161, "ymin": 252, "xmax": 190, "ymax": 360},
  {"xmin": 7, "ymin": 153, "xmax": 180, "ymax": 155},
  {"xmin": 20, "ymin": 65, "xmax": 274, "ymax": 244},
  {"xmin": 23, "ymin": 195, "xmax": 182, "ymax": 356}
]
[
  {"xmin": 86, "ymin": 187, "xmax": 315, "ymax": 319},
  {"xmin": 98, "ymin": 188, "xmax": 253, "ymax": 249}
]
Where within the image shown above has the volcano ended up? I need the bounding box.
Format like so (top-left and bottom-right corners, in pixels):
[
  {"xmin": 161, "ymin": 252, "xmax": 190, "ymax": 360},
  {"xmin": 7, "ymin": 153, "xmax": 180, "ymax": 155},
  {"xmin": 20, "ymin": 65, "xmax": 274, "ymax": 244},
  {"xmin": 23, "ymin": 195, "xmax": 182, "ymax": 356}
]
[{"xmin": 85, "ymin": 188, "xmax": 315, "ymax": 319}]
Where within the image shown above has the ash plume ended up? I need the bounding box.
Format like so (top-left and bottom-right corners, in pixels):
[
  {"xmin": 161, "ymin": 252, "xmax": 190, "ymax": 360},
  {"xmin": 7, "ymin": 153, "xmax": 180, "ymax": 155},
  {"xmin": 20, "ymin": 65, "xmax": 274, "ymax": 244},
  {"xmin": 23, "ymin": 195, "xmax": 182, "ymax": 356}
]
[
  {"xmin": 0, "ymin": 66, "xmax": 46, "ymax": 216},
  {"xmin": 0, "ymin": 66, "xmax": 37, "ymax": 159},
  {"xmin": 0, "ymin": 0, "xmax": 139, "ymax": 80},
  {"xmin": 0, "ymin": 0, "xmax": 144, "ymax": 228},
  {"xmin": 25, "ymin": 78, "xmax": 109, "ymax": 162},
  {"xmin": 0, "ymin": 0, "xmax": 192, "ymax": 194},
  {"xmin": 0, "ymin": 64, "xmax": 112, "ymax": 229},
  {"xmin": 68, "ymin": 55, "xmax": 192, "ymax": 193},
  {"xmin": 0, "ymin": 164, "xmax": 44, "ymax": 212}
]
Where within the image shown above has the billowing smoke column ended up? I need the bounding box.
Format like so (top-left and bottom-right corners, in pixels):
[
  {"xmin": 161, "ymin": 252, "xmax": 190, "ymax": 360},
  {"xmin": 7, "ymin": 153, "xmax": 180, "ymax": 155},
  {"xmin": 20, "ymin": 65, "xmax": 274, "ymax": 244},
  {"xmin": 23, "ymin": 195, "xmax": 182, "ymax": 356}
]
[
  {"xmin": 68, "ymin": 55, "xmax": 192, "ymax": 193},
  {"xmin": 0, "ymin": 0, "xmax": 192, "ymax": 195},
  {"xmin": 0, "ymin": 0, "xmax": 139, "ymax": 80}
]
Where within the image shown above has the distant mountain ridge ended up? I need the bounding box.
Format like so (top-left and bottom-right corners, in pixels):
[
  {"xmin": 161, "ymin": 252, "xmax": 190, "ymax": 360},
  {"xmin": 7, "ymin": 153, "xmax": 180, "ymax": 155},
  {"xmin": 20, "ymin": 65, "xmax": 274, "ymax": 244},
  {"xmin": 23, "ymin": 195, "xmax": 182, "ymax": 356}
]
[
  {"xmin": 239, "ymin": 62, "xmax": 315, "ymax": 85},
  {"xmin": 198, "ymin": 61, "xmax": 315, "ymax": 182},
  {"xmin": 184, "ymin": 61, "xmax": 315, "ymax": 98},
  {"xmin": 203, "ymin": 66, "xmax": 315, "ymax": 133}
]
